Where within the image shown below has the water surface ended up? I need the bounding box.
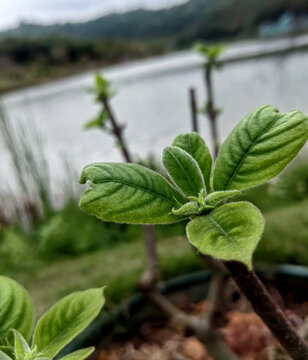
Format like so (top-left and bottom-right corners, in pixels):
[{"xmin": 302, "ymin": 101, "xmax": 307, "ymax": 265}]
[{"xmin": 1, "ymin": 37, "xmax": 308, "ymax": 196}]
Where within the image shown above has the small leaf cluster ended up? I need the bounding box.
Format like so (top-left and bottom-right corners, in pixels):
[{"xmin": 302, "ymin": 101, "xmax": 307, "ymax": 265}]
[
  {"xmin": 79, "ymin": 105, "xmax": 308, "ymax": 268},
  {"xmin": 0, "ymin": 276, "xmax": 105, "ymax": 360},
  {"xmin": 85, "ymin": 74, "xmax": 115, "ymax": 130},
  {"xmin": 195, "ymin": 43, "xmax": 225, "ymax": 67},
  {"xmin": 91, "ymin": 74, "xmax": 115, "ymax": 102},
  {"xmin": 198, "ymin": 100, "xmax": 222, "ymax": 118}
]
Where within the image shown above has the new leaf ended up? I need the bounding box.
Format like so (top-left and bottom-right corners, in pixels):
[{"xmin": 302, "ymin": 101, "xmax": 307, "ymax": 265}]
[
  {"xmin": 0, "ymin": 276, "xmax": 35, "ymax": 343},
  {"xmin": 187, "ymin": 202, "xmax": 264, "ymax": 268},
  {"xmin": 213, "ymin": 105, "xmax": 308, "ymax": 191},
  {"xmin": 80, "ymin": 163, "xmax": 186, "ymax": 224},
  {"xmin": 32, "ymin": 288, "xmax": 104, "ymax": 358},
  {"xmin": 172, "ymin": 133, "xmax": 212, "ymax": 191},
  {"xmin": 163, "ymin": 146, "xmax": 205, "ymax": 197},
  {"xmin": 59, "ymin": 347, "xmax": 94, "ymax": 360}
]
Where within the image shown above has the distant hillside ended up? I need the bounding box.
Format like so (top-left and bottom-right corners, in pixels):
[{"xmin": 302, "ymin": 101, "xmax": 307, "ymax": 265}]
[{"xmin": 2, "ymin": 0, "xmax": 308, "ymax": 44}]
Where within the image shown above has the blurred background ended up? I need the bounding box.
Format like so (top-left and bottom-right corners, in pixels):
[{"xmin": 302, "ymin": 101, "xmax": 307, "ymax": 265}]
[{"xmin": 0, "ymin": 0, "xmax": 308, "ymax": 359}]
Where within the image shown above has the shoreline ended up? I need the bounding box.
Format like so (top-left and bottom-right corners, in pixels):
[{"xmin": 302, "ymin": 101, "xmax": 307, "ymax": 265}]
[{"xmin": 2, "ymin": 33, "xmax": 308, "ymax": 98}]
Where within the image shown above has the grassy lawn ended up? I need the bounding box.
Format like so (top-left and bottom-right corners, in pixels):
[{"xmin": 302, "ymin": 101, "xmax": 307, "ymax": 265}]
[
  {"xmin": 2, "ymin": 198, "xmax": 308, "ymax": 316},
  {"xmin": 4, "ymin": 235, "xmax": 203, "ymax": 316},
  {"xmin": 256, "ymin": 198, "xmax": 308, "ymax": 265}
]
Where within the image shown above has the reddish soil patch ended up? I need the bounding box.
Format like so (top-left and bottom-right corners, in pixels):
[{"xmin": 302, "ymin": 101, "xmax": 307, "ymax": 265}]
[
  {"xmin": 92, "ymin": 279, "xmax": 308, "ymax": 360},
  {"xmin": 93, "ymin": 299, "xmax": 308, "ymax": 360}
]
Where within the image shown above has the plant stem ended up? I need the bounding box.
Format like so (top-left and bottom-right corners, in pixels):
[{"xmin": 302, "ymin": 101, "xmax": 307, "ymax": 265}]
[
  {"xmin": 204, "ymin": 63, "xmax": 219, "ymax": 158},
  {"xmin": 144, "ymin": 289, "xmax": 239, "ymax": 360},
  {"xmin": 102, "ymin": 93, "xmax": 238, "ymax": 360},
  {"xmin": 102, "ymin": 98, "xmax": 133, "ymax": 163},
  {"xmin": 206, "ymin": 261, "xmax": 229, "ymax": 328},
  {"xmin": 139, "ymin": 225, "xmax": 160, "ymax": 290},
  {"xmin": 225, "ymin": 261, "xmax": 308, "ymax": 360},
  {"xmin": 189, "ymin": 87, "xmax": 199, "ymax": 133},
  {"xmin": 101, "ymin": 97, "xmax": 161, "ymax": 301}
]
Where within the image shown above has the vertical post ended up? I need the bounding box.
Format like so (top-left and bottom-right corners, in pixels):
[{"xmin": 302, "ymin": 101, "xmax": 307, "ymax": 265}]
[{"xmin": 189, "ymin": 87, "xmax": 199, "ymax": 133}]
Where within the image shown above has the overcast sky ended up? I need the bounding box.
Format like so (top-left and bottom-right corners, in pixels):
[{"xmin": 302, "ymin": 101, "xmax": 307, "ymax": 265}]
[{"xmin": 0, "ymin": 0, "xmax": 185, "ymax": 30}]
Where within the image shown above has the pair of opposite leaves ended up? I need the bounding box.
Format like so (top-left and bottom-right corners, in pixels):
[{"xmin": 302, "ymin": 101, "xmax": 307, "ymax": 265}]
[
  {"xmin": 0, "ymin": 276, "xmax": 104, "ymax": 360},
  {"xmin": 80, "ymin": 105, "xmax": 308, "ymax": 268}
]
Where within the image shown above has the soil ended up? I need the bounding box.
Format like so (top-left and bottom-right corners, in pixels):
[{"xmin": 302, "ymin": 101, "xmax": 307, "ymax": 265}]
[{"xmin": 92, "ymin": 278, "xmax": 308, "ymax": 360}]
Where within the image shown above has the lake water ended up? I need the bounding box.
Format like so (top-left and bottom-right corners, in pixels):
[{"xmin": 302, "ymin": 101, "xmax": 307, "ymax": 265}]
[{"xmin": 1, "ymin": 36, "xmax": 308, "ymax": 198}]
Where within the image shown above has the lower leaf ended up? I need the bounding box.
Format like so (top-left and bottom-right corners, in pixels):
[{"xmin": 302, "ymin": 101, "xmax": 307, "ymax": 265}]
[
  {"xmin": 59, "ymin": 347, "xmax": 94, "ymax": 360},
  {"xmin": 79, "ymin": 163, "xmax": 186, "ymax": 224},
  {"xmin": 186, "ymin": 202, "xmax": 264, "ymax": 268},
  {"xmin": 0, "ymin": 276, "xmax": 35, "ymax": 342},
  {"xmin": 0, "ymin": 351, "xmax": 12, "ymax": 360},
  {"xmin": 32, "ymin": 288, "xmax": 104, "ymax": 358}
]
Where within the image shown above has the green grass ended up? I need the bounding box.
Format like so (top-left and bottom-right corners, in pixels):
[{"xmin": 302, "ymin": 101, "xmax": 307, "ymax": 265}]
[
  {"xmin": 1, "ymin": 195, "xmax": 308, "ymax": 317},
  {"xmin": 3, "ymin": 235, "xmax": 203, "ymax": 316},
  {"xmin": 256, "ymin": 198, "xmax": 308, "ymax": 265}
]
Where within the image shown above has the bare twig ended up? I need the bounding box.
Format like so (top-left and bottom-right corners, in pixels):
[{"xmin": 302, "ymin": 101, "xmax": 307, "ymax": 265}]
[
  {"xmin": 189, "ymin": 88, "xmax": 199, "ymax": 133},
  {"xmin": 139, "ymin": 225, "xmax": 160, "ymax": 291},
  {"xmin": 204, "ymin": 63, "xmax": 220, "ymax": 157},
  {"xmin": 143, "ymin": 289, "xmax": 239, "ymax": 360},
  {"xmin": 99, "ymin": 86, "xmax": 238, "ymax": 360},
  {"xmin": 102, "ymin": 98, "xmax": 160, "ymax": 291},
  {"xmin": 103, "ymin": 99, "xmax": 132, "ymax": 163}
]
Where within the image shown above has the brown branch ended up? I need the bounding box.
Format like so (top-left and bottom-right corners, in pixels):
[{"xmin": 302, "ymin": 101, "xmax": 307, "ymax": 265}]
[
  {"xmin": 143, "ymin": 289, "xmax": 240, "ymax": 360},
  {"xmin": 204, "ymin": 63, "xmax": 219, "ymax": 158},
  {"xmin": 101, "ymin": 92, "xmax": 238, "ymax": 359},
  {"xmin": 101, "ymin": 98, "xmax": 160, "ymax": 294},
  {"xmin": 139, "ymin": 225, "xmax": 160, "ymax": 291},
  {"xmin": 225, "ymin": 261, "xmax": 308, "ymax": 360},
  {"xmin": 202, "ymin": 255, "xmax": 229, "ymax": 329},
  {"xmin": 102, "ymin": 98, "xmax": 133, "ymax": 163},
  {"xmin": 189, "ymin": 88, "xmax": 199, "ymax": 133},
  {"xmin": 206, "ymin": 268, "xmax": 229, "ymax": 328}
]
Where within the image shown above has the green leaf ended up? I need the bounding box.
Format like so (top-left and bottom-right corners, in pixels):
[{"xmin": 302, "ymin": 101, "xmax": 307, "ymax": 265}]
[
  {"xmin": 84, "ymin": 109, "xmax": 109, "ymax": 130},
  {"xmin": 59, "ymin": 347, "xmax": 94, "ymax": 360},
  {"xmin": 0, "ymin": 351, "xmax": 12, "ymax": 360},
  {"xmin": 92, "ymin": 74, "xmax": 116, "ymax": 100},
  {"xmin": 162, "ymin": 146, "xmax": 205, "ymax": 197},
  {"xmin": 11, "ymin": 330, "xmax": 30, "ymax": 359},
  {"xmin": 172, "ymin": 133, "xmax": 212, "ymax": 191},
  {"xmin": 79, "ymin": 163, "xmax": 186, "ymax": 224},
  {"xmin": 0, "ymin": 276, "xmax": 35, "ymax": 342},
  {"xmin": 172, "ymin": 201, "xmax": 200, "ymax": 216},
  {"xmin": 213, "ymin": 105, "xmax": 308, "ymax": 191},
  {"xmin": 0, "ymin": 348, "xmax": 12, "ymax": 358},
  {"xmin": 187, "ymin": 202, "xmax": 264, "ymax": 268},
  {"xmin": 195, "ymin": 43, "xmax": 225, "ymax": 62},
  {"xmin": 32, "ymin": 288, "xmax": 104, "ymax": 358},
  {"xmin": 205, "ymin": 190, "xmax": 240, "ymax": 207}
]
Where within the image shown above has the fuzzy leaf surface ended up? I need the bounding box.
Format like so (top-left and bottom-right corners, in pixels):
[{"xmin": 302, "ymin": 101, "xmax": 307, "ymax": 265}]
[
  {"xmin": 80, "ymin": 163, "xmax": 186, "ymax": 224},
  {"xmin": 205, "ymin": 190, "xmax": 240, "ymax": 207},
  {"xmin": 12, "ymin": 330, "xmax": 30, "ymax": 359},
  {"xmin": 213, "ymin": 105, "xmax": 308, "ymax": 191},
  {"xmin": 0, "ymin": 351, "xmax": 11, "ymax": 360},
  {"xmin": 187, "ymin": 202, "xmax": 264, "ymax": 268},
  {"xmin": 59, "ymin": 347, "xmax": 94, "ymax": 360},
  {"xmin": 172, "ymin": 201, "xmax": 200, "ymax": 216},
  {"xmin": 32, "ymin": 288, "xmax": 104, "ymax": 358},
  {"xmin": 0, "ymin": 276, "xmax": 35, "ymax": 342},
  {"xmin": 163, "ymin": 146, "xmax": 205, "ymax": 197},
  {"xmin": 0, "ymin": 348, "xmax": 11, "ymax": 356},
  {"xmin": 172, "ymin": 133, "xmax": 212, "ymax": 191}
]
